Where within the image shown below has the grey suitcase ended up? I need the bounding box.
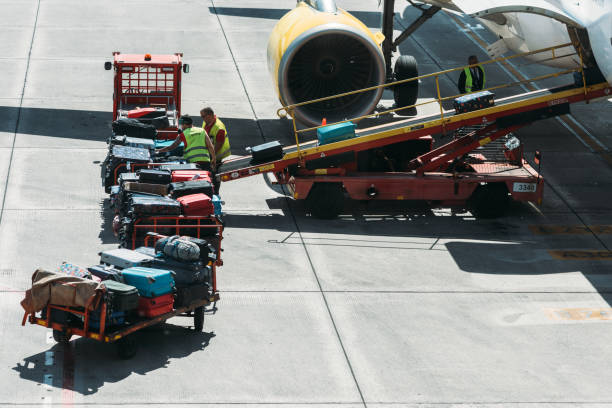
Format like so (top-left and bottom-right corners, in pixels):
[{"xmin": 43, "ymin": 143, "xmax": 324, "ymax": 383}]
[
  {"xmin": 99, "ymin": 248, "xmax": 155, "ymax": 269},
  {"xmin": 124, "ymin": 137, "xmax": 156, "ymax": 151}
]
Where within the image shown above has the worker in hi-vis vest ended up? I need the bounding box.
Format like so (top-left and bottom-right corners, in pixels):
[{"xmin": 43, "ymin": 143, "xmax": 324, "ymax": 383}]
[
  {"xmin": 458, "ymin": 55, "xmax": 485, "ymax": 94},
  {"xmin": 156, "ymin": 115, "xmax": 216, "ymax": 171},
  {"xmin": 200, "ymin": 107, "xmax": 230, "ymax": 193}
]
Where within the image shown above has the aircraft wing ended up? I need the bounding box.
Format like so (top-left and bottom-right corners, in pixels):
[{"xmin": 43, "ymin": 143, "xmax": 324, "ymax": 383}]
[{"xmin": 416, "ymin": 0, "xmax": 586, "ymax": 28}]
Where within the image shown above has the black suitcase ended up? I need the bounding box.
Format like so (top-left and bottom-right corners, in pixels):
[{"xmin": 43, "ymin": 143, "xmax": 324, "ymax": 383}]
[
  {"xmin": 137, "ymin": 115, "xmax": 170, "ymax": 130},
  {"xmin": 102, "ymin": 146, "xmax": 151, "ymax": 190},
  {"xmin": 88, "ymin": 264, "xmax": 124, "ymax": 282},
  {"xmin": 103, "ymin": 280, "xmax": 139, "ymax": 312},
  {"xmin": 129, "ymin": 194, "xmax": 181, "ymax": 216},
  {"xmin": 169, "ymin": 180, "xmax": 214, "ymax": 199},
  {"xmin": 138, "ymin": 169, "xmax": 172, "ymax": 184},
  {"xmin": 250, "ymin": 141, "xmax": 283, "ymax": 163},
  {"xmin": 150, "ymin": 256, "xmax": 211, "ymax": 286},
  {"xmin": 175, "ymin": 283, "xmax": 210, "ymax": 308},
  {"xmin": 453, "ymin": 91, "xmax": 495, "ymax": 113},
  {"xmin": 112, "ymin": 118, "xmax": 157, "ymax": 139}
]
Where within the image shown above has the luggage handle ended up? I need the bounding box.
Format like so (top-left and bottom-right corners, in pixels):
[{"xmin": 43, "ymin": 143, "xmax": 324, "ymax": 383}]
[{"xmin": 147, "ymin": 276, "xmax": 156, "ymax": 283}]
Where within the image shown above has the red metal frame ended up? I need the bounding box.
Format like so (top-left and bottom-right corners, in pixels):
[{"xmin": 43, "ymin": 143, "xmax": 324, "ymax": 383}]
[{"xmin": 111, "ymin": 52, "xmax": 183, "ymax": 139}]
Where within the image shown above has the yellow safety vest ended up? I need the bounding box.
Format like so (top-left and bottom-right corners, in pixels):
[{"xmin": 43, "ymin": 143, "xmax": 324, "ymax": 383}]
[
  {"xmin": 464, "ymin": 65, "xmax": 485, "ymax": 93},
  {"xmin": 206, "ymin": 118, "xmax": 231, "ymax": 161},
  {"xmin": 182, "ymin": 127, "xmax": 210, "ymax": 163}
]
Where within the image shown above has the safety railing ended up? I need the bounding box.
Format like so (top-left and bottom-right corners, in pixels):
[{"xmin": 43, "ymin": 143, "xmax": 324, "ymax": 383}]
[{"xmin": 276, "ymin": 42, "xmax": 587, "ymax": 159}]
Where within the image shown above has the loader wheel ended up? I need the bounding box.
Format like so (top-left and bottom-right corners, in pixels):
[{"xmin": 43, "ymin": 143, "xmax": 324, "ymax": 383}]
[
  {"xmin": 306, "ymin": 183, "xmax": 344, "ymax": 219},
  {"xmin": 469, "ymin": 183, "xmax": 509, "ymax": 218},
  {"xmin": 52, "ymin": 329, "xmax": 71, "ymax": 345},
  {"xmin": 116, "ymin": 336, "xmax": 137, "ymax": 360},
  {"xmin": 194, "ymin": 306, "xmax": 205, "ymax": 332},
  {"xmin": 393, "ymin": 55, "xmax": 419, "ymax": 110}
]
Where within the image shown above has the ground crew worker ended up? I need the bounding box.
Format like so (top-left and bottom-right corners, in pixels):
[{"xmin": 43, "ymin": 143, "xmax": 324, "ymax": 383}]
[
  {"xmin": 201, "ymin": 107, "xmax": 230, "ymax": 193},
  {"xmin": 458, "ymin": 55, "xmax": 485, "ymax": 94},
  {"xmin": 157, "ymin": 114, "xmax": 216, "ymax": 171}
]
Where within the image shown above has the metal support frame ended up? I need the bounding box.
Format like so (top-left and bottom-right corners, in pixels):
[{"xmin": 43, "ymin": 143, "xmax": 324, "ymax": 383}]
[{"xmin": 381, "ymin": 0, "xmax": 441, "ymax": 81}]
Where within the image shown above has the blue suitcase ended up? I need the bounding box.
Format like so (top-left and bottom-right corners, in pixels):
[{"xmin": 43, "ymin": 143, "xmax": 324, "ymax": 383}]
[
  {"xmin": 154, "ymin": 139, "xmax": 184, "ymax": 156},
  {"xmin": 120, "ymin": 266, "xmax": 175, "ymax": 297},
  {"xmin": 88, "ymin": 311, "xmax": 125, "ymax": 329},
  {"xmin": 453, "ymin": 91, "xmax": 495, "ymax": 113},
  {"xmin": 317, "ymin": 122, "xmax": 356, "ymax": 146}
]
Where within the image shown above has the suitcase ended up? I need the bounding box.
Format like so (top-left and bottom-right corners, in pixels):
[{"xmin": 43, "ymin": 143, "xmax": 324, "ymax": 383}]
[
  {"xmin": 149, "ymin": 256, "xmax": 211, "ymax": 286},
  {"xmin": 169, "ymin": 180, "xmax": 214, "ymax": 199},
  {"xmin": 89, "ymin": 310, "xmax": 125, "ymax": 329},
  {"xmin": 317, "ymin": 121, "xmax": 356, "ymax": 146},
  {"xmin": 100, "ymin": 248, "xmax": 155, "ymax": 269},
  {"xmin": 250, "ymin": 141, "xmax": 283, "ymax": 163},
  {"xmin": 134, "ymin": 246, "xmax": 157, "ymax": 257},
  {"xmin": 138, "ymin": 169, "xmax": 172, "ymax": 184},
  {"xmin": 124, "ymin": 182, "xmax": 168, "ymax": 196},
  {"xmin": 154, "ymin": 140, "xmax": 185, "ymax": 157},
  {"xmin": 127, "ymin": 107, "xmax": 166, "ymax": 119},
  {"xmin": 123, "ymin": 137, "xmax": 156, "ymax": 151},
  {"xmin": 171, "ymin": 170, "xmax": 212, "ymax": 183},
  {"xmin": 177, "ymin": 194, "xmax": 214, "ymax": 216},
  {"xmin": 175, "ymin": 283, "xmax": 210, "ymax": 308},
  {"xmin": 112, "ymin": 118, "xmax": 157, "ymax": 139},
  {"xmin": 129, "ymin": 194, "xmax": 181, "ymax": 216},
  {"xmin": 138, "ymin": 116, "xmax": 170, "ymax": 130},
  {"xmin": 120, "ymin": 267, "xmax": 175, "ymax": 297},
  {"xmin": 103, "ymin": 280, "xmax": 139, "ymax": 312},
  {"xmin": 180, "ymin": 236, "xmax": 217, "ymax": 263},
  {"xmin": 453, "ymin": 90, "xmax": 495, "ymax": 113},
  {"xmin": 212, "ymin": 195, "xmax": 223, "ymax": 216},
  {"xmin": 159, "ymin": 163, "xmax": 196, "ymax": 171},
  {"xmin": 118, "ymin": 172, "xmax": 140, "ymax": 186},
  {"xmin": 158, "ymin": 236, "xmax": 201, "ymax": 262},
  {"xmin": 88, "ymin": 264, "xmax": 125, "ymax": 282},
  {"xmin": 137, "ymin": 293, "xmax": 174, "ymax": 317},
  {"xmin": 102, "ymin": 146, "xmax": 151, "ymax": 189}
]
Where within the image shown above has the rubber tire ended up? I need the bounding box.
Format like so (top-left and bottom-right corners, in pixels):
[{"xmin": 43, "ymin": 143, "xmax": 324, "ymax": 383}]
[
  {"xmin": 52, "ymin": 329, "xmax": 71, "ymax": 345},
  {"xmin": 194, "ymin": 306, "xmax": 205, "ymax": 332},
  {"xmin": 469, "ymin": 183, "xmax": 510, "ymax": 219},
  {"xmin": 306, "ymin": 183, "xmax": 344, "ymax": 220},
  {"xmin": 116, "ymin": 336, "xmax": 138, "ymax": 360},
  {"xmin": 393, "ymin": 55, "xmax": 419, "ymax": 108}
]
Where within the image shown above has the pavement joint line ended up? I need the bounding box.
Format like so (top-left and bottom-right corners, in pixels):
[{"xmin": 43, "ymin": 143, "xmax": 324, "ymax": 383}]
[
  {"xmin": 280, "ymin": 187, "xmax": 367, "ymax": 408},
  {"xmin": 209, "ymin": 0, "xmax": 267, "ymax": 143},
  {"xmin": 0, "ymin": 0, "xmax": 40, "ymax": 228},
  {"xmin": 445, "ymin": 12, "xmax": 612, "ymax": 166},
  {"xmin": 447, "ymin": 12, "xmax": 611, "ymax": 252}
]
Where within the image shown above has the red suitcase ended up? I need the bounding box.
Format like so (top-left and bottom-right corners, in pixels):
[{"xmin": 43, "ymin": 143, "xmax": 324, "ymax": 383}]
[
  {"xmin": 177, "ymin": 194, "xmax": 214, "ymax": 216},
  {"xmin": 137, "ymin": 293, "xmax": 174, "ymax": 317},
  {"xmin": 171, "ymin": 170, "xmax": 212, "ymax": 183},
  {"xmin": 127, "ymin": 107, "xmax": 166, "ymax": 119}
]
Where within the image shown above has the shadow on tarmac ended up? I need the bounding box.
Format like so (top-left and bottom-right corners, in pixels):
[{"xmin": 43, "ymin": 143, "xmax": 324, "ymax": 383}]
[{"xmin": 12, "ymin": 323, "xmax": 215, "ymax": 395}]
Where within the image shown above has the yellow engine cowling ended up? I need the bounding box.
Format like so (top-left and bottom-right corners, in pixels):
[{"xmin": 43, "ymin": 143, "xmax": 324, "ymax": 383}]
[{"xmin": 267, "ymin": 1, "xmax": 386, "ymax": 126}]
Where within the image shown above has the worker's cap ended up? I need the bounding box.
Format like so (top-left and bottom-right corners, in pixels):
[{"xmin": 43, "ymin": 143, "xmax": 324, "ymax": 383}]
[{"xmin": 178, "ymin": 115, "xmax": 193, "ymax": 125}]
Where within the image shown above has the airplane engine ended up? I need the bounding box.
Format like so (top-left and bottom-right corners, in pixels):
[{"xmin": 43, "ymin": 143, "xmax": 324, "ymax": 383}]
[{"xmin": 267, "ymin": 1, "xmax": 386, "ymax": 126}]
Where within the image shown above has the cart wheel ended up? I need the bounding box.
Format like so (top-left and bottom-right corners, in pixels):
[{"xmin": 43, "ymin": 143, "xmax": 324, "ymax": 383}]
[
  {"xmin": 306, "ymin": 183, "xmax": 344, "ymax": 219},
  {"xmin": 469, "ymin": 183, "xmax": 509, "ymax": 218},
  {"xmin": 393, "ymin": 55, "xmax": 419, "ymax": 110},
  {"xmin": 194, "ymin": 306, "xmax": 205, "ymax": 332},
  {"xmin": 52, "ymin": 329, "xmax": 71, "ymax": 345},
  {"xmin": 116, "ymin": 336, "xmax": 138, "ymax": 360}
]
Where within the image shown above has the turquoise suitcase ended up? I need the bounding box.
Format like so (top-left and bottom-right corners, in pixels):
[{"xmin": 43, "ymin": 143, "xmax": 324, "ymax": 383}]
[
  {"xmin": 120, "ymin": 267, "xmax": 175, "ymax": 298},
  {"xmin": 154, "ymin": 139, "xmax": 184, "ymax": 156},
  {"xmin": 317, "ymin": 122, "xmax": 356, "ymax": 146}
]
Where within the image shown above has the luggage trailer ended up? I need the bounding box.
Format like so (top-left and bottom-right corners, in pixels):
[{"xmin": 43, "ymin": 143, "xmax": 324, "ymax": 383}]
[
  {"xmin": 105, "ymin": 52, "xmax": 189, "ymax": 140},
  {"xmin": 21, "ymin": 220, "xmax": 223, "ymax": 360},
  {"xmin": 216, "ymin": 44, "xmax": 611, "ymax": 218}
]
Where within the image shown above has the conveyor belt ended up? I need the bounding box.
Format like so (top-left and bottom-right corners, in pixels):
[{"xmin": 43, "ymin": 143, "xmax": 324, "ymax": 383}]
[{"xmin": 217, "ymin": 82, "xmax": 610, "ymax": 183}]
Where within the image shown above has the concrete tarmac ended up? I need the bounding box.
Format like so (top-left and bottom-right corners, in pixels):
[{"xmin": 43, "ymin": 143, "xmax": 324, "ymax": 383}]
[{"xmin": 1, "ymin": 0, "xmax": 612, "ymax": 407}]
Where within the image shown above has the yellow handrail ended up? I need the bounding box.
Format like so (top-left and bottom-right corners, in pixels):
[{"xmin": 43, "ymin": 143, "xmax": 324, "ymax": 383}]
[{"xmin": 276, "ymin": 42, "xmax": 585, "ymax": 156}]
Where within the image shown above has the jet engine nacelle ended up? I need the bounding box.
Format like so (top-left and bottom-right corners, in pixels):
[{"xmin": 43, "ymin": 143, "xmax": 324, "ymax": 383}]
[{"xmin": 267, "ymin": 0, "xmax": 386, "ymax": 126}]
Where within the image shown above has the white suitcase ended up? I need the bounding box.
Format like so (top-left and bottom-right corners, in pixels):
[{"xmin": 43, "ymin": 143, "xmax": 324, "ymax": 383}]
[{"xmin": 99, "ymin": 248, "xmax": 154, "ymax": 269}]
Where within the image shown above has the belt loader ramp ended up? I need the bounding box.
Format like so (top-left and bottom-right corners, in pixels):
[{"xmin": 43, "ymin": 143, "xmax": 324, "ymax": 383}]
[{"xmin": 219, "ymin": 43, "xmax": 610, "ymax": 218}]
